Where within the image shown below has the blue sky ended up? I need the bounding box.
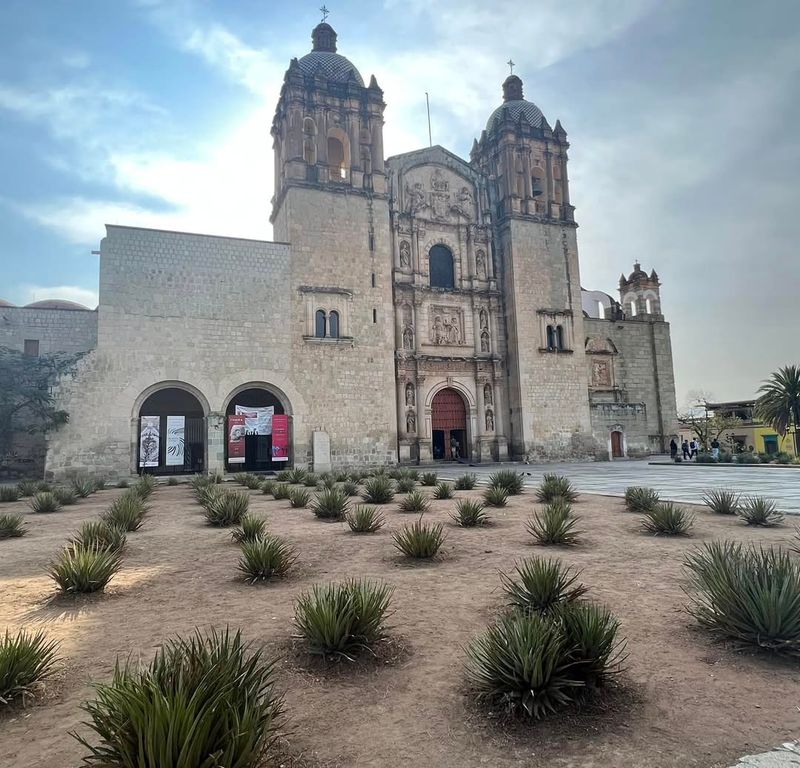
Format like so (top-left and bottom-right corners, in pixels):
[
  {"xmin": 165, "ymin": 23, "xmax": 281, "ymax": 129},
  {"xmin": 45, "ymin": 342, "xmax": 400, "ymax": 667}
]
[{"xmin": 1, "ymin": 0, "xmax": 799, "ymax": 405}]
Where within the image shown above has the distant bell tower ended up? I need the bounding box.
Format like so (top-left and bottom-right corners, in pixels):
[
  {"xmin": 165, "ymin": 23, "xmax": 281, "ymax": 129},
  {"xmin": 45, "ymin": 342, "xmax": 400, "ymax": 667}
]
[{"xmin": 619, "ymin": 263, "xmax": 663, "ymax": 320}]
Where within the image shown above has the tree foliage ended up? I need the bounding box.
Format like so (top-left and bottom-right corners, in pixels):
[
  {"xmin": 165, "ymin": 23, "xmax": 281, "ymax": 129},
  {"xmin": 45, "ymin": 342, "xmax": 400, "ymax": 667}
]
[
  {"xmin": 677, "ymin": 398, "xmax": 741, "ymax": 450},
  {"xmin": 755, "ymin": 365, "xmax": 800, "ymax": 454}
]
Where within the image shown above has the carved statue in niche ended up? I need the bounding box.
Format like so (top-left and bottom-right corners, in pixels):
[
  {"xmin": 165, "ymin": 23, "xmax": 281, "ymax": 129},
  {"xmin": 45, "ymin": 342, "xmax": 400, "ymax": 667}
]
[
  {"xmin": 406, "ymin": 408, "xmax": 416, "ymax": 433},
  {"xmin": 592, "ymin": 359, "xmax": 612, "ymax": 387},
  {"xmin": 452, "ymin": 186, "xmax": 474, "ymax": 219},
  {"xmin": 405, "ymin": 182, "xmax": 426, "ymax": 213},
  {"xmin": 483, "ymin": 383, "xmax": 493, "ymax": 405},
  {"xmin": 476, "ymin": 250, "xmax": 487, "ymax": 280},
  {"xmin": 431, "ymin": 315, "xmax": 444, "ymax": 344},
  {"xmin": 402, "ymin": 324, "xmax": 414, "ymax": 350},
  {"xmin": 445, "ymin": 315, "xmax": 461, "ymax": 344},
  {"xmin": 485, "ymin": 408, "xmax": 494, "ymax": 432},
  {"xmin": 430, "ymin": 307, "xmax": 464, "ymax": 345},
  {"xmin": 405, "ymin": 382, "xmax": 415, "ymax": 406},
  {"xmin": 480, "ymin": 330, "xmax": 490, "ymax": 353},
  {"xmin": 399, "ymin": 240, "xmax": 411, "ymax": 270},
  {"xmin": 479, "ymin": 308, "xmax": 489, "ymax": 330}
]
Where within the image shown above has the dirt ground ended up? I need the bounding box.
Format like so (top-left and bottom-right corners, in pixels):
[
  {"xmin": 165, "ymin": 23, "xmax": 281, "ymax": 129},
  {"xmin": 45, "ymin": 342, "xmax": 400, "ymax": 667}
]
[{"xmin": 1, "ymin": 481, "xmax": 799, "ymax": 768}]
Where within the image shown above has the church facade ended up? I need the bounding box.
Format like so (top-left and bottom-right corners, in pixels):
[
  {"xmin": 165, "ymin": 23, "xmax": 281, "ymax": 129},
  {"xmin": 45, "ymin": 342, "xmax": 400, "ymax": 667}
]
[{"xmin": 3, "ymin": 22, "xmax": 677, "ymax": 479}]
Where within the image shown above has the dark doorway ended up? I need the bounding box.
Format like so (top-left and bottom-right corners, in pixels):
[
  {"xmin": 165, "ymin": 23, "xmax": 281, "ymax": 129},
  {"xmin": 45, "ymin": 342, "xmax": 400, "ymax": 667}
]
[
  {"xmin": 611, "ymin": 430, "xmax": 624, "ymax": 458},
  {"xmin": 138, "ymin": 387, "xmax": 205, "ymax": 475},
  {"xmin": 225, "ymin": 388, "xmax": 287, "ymax": 472},
  {"xmin": 431, "ymin": 388, "xmax": 468, "ymax": 460}
]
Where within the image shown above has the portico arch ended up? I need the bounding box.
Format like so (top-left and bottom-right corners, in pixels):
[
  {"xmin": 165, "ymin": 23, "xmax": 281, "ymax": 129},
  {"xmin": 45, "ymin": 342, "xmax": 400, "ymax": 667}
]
[{"xmin": 429, "ymin": 386, "xmax": 470, "ymax": 461}]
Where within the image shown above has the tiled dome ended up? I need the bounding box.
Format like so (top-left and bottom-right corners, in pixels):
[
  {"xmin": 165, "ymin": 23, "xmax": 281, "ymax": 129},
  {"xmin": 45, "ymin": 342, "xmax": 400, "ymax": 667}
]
[
  {"xmin": 486, "ymin": 74, "xmax": 545, "ymax": 130},
  {"xmin": 297, "ymin": 22, "xmax": 364, "ymax": 86},
  {"xmin": 25, "ymin": 299, "xmax": 89, "ymax": 310}
]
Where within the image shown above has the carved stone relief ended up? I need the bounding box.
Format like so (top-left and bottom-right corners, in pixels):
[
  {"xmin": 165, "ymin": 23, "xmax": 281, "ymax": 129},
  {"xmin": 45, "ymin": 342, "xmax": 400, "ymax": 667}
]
[
  {"xmin": 480, "ymin": 330, "xmax": 491, "ymax": 353},
  {"xmin": 406, "ymin": 408, "xmax": 416, "ymax": 433},
  {"xmin": 404, "ymin": 382, "xmax": 415, "ymax": 406},
  {"xmin": 429, "ymin": 306, "xmax": 465, "ymax": 345},
  {"xmin": 402, "ymin": 324, "xmax": 414, "ymax": 350},
  {"xmin": 399, "ymin": 239, "xmax": 411, "ymax": 270},
  {"xmin": 483, "ymin": 384, "xmax": 493, "ymax": 405},
  {"xmin": 485, "ymin": 408, "xmax": 494, "ymax": 431},
  {"xmin": 476, "ymin": 250, "xmax": 487, "ymax": 280},
  {"xmin": 592, "ymin": 359, "xmax": 612, "ymax": 387}
]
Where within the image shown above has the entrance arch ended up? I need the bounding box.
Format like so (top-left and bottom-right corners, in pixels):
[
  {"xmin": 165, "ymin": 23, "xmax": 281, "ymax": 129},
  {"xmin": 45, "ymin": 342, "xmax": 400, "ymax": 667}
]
[
  {"xmin": 611, "ymin": 430, "xmax": 624, "ymax": 458},
  {"xmin": 225, "ymin": 386, "xmax": 291, "ymax": 472},
  {"xmin": 138, "ymin": 386, "xmax": 206, "ymax": 475},
  {"xmin": 431, "ymin": 388, "xmax": 468, "ymax": 460}
]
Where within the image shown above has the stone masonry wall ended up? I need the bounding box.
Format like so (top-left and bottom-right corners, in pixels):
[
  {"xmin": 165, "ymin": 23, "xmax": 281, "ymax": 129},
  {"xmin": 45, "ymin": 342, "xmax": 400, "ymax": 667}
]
[{"xmin": 0, "ymin": 306, "xmax": 97, "ymax": 355}]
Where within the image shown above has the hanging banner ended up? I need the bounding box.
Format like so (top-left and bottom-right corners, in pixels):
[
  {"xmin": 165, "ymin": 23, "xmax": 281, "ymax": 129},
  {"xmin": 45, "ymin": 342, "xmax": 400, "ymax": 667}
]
[
  {"xmin": 235, "ymin": 405, "xmax": 273, "ymax": 435},
  {"xmin": 271, "ymin": 414, "xmax": 290, "ymax": 462},
  {"xmin": 139, "ymin": 416, "xmax": 160, "ymax": 468},
  {"xmin": 166, "ymin": 415, "xmax": 185, "ymax": 466},
  {"xmin": 227, "ymin": 414, "xmax": 247, "ymax": 464}
]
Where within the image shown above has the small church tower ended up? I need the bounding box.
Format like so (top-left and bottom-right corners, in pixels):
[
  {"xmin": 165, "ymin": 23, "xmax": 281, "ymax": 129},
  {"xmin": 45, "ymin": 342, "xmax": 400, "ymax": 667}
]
[{"xmin": 619, "ymin": 263, "xmax": 663, "ymax": 320}]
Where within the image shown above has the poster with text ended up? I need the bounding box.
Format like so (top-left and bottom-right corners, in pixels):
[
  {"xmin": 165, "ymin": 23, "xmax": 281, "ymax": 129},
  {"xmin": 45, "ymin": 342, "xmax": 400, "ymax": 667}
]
[
  {"xmin": 227, "ymin": 414, "xmax": 247, "ymax": 464},
  {"xmin": 271, "ymin": 414, "xmax": 290, "ymax": 462},
  {"xmin": 139, "ymin": 416, "xmax": 160, "ymax": 467},
  {"xmin": 166, "ymin": 415, "xmax": 185, "ymax": 466},
  {"xmin": 234, "ymin": 405, "xmax": 274, "ymax": 435}
]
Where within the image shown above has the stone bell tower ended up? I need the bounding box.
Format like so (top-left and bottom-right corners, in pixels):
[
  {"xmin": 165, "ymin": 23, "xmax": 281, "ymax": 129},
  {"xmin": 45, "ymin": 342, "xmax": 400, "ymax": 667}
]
[
  {"xmin": 270, "ymin": 21, "xmax": 397, "ymax": 467},
  {"xmin": 619, "ymin": 263, "xmax": 663, "ymax": 320},
  {"xmin": 471, "ymin": 73, "xmax": 594, "ymax": 459}
]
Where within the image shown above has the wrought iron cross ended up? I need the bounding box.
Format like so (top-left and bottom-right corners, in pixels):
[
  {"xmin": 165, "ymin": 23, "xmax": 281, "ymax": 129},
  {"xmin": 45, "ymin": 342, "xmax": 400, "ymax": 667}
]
[
  {"xmin": 320, "ymin": 5, "xmax": 330, "ymax": 22},
  {"xmin": 507, "ymin": 59, "xmax": 515, "ymax": 75}
]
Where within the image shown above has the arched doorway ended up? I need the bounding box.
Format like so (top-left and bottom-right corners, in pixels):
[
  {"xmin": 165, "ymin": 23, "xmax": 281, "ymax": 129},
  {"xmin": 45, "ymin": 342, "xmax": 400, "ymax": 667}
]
[
  {"xmin": 225, "ymin": 387, "xmax": 289, "ymax": 472},
  {"xmin": 138, "ymin": 387, "xmax": 205, "ymax": 475},
  {"xmin": 431, "ymin": 388, "xmax": 468, "ymax": 461},
  {"xmin": 611, "ymin": 430, "xmax": 624, "ymax": 458}
]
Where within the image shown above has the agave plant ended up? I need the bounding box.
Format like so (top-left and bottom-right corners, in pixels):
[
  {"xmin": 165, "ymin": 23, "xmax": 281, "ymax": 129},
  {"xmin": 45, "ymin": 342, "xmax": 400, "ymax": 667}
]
[
  {"xmin": 72, "ymin": 520, "xmax": 127, "ymax": 553},
  {"xmin": 345, "ymin": 505, "xmax": 384, "ymax": 533},
  {"xmin": 48, "ymin": 543, "xmax": 122, "ymax": 594},
  {"xmin": 685, "ymin": 541, "xmax": 800, "ymax": 656},
  {"xmin": 535, "ymin": 474, "xmax": 578, "ymax": 503},
  {"xmin": 231, "ymin": 515, "xmax": 268, "ymax": 544},
  {"xmin": 432, "ymin": 481, "xmax": 454, "ymax": 500},
  {"xmin": 75, "ymin": 628, "xmax": 283, "ymax": 767},
  {"xmin": 395, "ymin": 477, "xmax": 417, "ymax": 493},
  {"xmin": 624, "ymin": 486, "xmax": 660, "ymax": 514},
  {"xmin": 204, "ymin": 490, "xmax": 249, "ymax": 527},
  {"xmin": 71, "ymin": 476, "xmax": 96, "ymax": 498},
  {"xmin": 317, "ymin": 473, "xmax": 337, "ymax": 490},
  {"xmin": 0, "ymin": 629, "xmax": 60, "ymax": 707},
  {"xmin": 341, "ymin": 480, "xmax": 360, "ymax": 497},
  {"xmin": 241, "ymin": 474, "xmax": 262, "ymax": 490},
  {"xmin": 288, "ymin": 487, "xmax": 311, "ymax": 509},
  {"xmin": 420, "ymin": 472, "xmax": 438, "ymax": 486},
  {"xmin": 641, "ymin": 502, "xmax": 694, "ymax": 536},
  {"xmin": 287, "ymin": 468, "xmax": 308, "ymax": 485},
  {"xmin": 398, "ymin": 490, "xmax": 430, "ymax": 513},
  {"xmin": 271, "ymin": 483, "xmax": 291, "ymax": 501},
  {"xmin": 738, "ymin": 496, "xmax": 784, "ymax": 527},
  {"xmin": 102, "ymin": 492, "xmax": 148, "ymax": 532},
  {"xmin": 17, "ymin": 480, "xmax": 39, "ymax": 497},
  {"xmin": 0, "ymin": 513, "xmax": 26, "ymax": 539},
  {"xmin": 196, "ymin": 483, "xmax": 227, "ymax": 509},
  {"xmin": 393, "ymin": 518, "xmax": 446, "ymax": 559},
  {"xmin": 93, "ymin": 478, "xmax": 108, "ymax": 492},
  {"xmin": 0, "ymin": 485, "xmax": 22, "ymax": 503},
  {"xmin": 400, "ymin": 468, "xmax": 419, "ymax": 481},
  {"xmin": 451, "ymin": 499, "xmax": 489, "ymax": 527},
  {"xmin": 526, "ymin": 500, "xmax": 581, "ymax": 546},
  {"xmin": 500, "ymin": 556, "xmax": 587, "ymax": 614},
  {"xmin": 116, "ymin": 479, "xmax": 130, "ymax": 489},
  {"xmin": 454, "ymin": 473, "xmax": 477, "ymax": 490},
  {"xmin": 275, "ymin": 469, "xmax": 292, "ymax": 483},
  {"xmin": 488, "ymin": 470, "xmax": 524, "ymax": 496},
  {"xmin": 701, "ymin": 488, "xmax": 740, "ymax": 515},
  {"xmin": 29, "ymin": 491, "xmax": 62, "ymax": 514},
  {"xmin": 53, "ymin": 487, "xmax": 78, "ymax": 506},
  {"xmin": 166, "ymin": 477, "xmax": 180, "ymax": 486},
  {"xmin": 294, "ymin": 579, "xmax": 393, "ymax": 660},
  {"xmin": 260, "ymin": 479, "xmax": 276, "ymax": 495},
  {"xmin": 233, "ymin": 473, "xmax": 250, "ymax": 485},
  {"xmin": 132, "ymin": 475, "xmax": 157, "ymax": 500},
  {"xmin": 361, "ymin": 475, "xmax": 395, "ymax": 504},
  {"xmin": 303, "ymin": 473, "xmax": 321, "ymax": 488},
  {"xmin": 310, "ymin": 487, "xmax": 350, "ymax": 520},
  {"xmin": 482, "ymin": 486, "xmax": 508, "ymax": 507},
  {"xmin": 238, "ymin": 535, "xmax": 296, "ymax": 582},
  {"xmin": 334, "ymin": 471, "xmax": 350, "ymax": 482}
]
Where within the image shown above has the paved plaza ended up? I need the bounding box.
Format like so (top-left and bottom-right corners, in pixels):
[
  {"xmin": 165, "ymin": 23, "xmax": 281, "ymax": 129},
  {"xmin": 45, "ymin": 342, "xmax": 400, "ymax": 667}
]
[{"xmin": 435, "ymin": 458, "xmax": 800, "ymax": 515}]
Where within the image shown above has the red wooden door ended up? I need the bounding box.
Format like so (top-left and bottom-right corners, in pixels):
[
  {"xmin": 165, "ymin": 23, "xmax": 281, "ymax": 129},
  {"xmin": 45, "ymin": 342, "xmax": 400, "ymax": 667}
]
[
  {"xmin": 611, "ymin": 431, "xmax": 624, "ymax": 458},
  {"xmin": 432, "ymin": 389, "xmax": 467, "ymax": 459}
]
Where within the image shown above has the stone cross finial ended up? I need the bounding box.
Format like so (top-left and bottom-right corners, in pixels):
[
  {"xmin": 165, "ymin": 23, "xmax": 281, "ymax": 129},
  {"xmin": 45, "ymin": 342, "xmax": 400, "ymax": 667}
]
[
  {"xmin": 320, "ymin": 4, "xmax": 330, "ymax": 22},
  {"xmin": 507, "ymin": 59, "xmax": 515, "ymax": 75}
]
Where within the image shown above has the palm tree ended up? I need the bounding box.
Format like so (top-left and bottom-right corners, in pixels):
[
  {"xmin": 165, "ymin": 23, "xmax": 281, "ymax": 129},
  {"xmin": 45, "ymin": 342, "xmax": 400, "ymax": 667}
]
[{"xmin": 755, "ymin": 365, "xmax": 800, "ymax": 455}]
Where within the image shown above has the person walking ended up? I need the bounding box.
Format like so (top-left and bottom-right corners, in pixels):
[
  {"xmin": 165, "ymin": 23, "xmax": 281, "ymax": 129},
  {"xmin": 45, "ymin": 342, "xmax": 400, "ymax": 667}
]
[
  {"xmin": 689, "ymin": 439, "xmax": 698, "ymax": 459},
  {"xmin": 670, "ymin": 438, "xmax": 678, "ymax": 460},
  {"xmin": 682, "ymin": 440, "xmax": 690, "ymax": 460},
  {"xmin": 449, "ymin": 434, "xmax": 459, "ymax": 460},
  {"xmin": 711, "ymin": 438, "xmax": 720, "ymax": 460}
]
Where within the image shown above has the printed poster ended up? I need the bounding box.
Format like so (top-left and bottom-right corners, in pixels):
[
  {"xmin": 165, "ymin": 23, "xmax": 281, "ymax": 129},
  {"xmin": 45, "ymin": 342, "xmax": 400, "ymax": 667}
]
[
  {"xmin": 166, "ymin": 415, "xmax": 185, "ymax": 466},
  {"xmin": 139, "ymin": 416, "xmax": 160, "ymax": 467},
  {"xmin": 271, "ymin": 414, "xmax": 290, "ymax": 462},
  {"xmin": 235, "ymin": 405, "xmax": 274, "ymax": 435},
  {"xmin": 227, "ymin": 414, "xmax": 247, "ymax": 464}
]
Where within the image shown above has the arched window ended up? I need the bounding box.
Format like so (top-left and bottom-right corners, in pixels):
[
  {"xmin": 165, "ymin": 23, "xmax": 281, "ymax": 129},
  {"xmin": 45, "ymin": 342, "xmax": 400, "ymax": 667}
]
[
  {"xmin": 315, "ymin": 309, "xmax": 327, "ymax": 338},
  {"xmin": 645, "ymin": 298, "xmax": 653, "ymax": 314},
  {"xmin": 546, "ymin": 325, "xmax": 556, "ymax": 351},
  {"xmin": 328, "ymin": 310, "xmax": 340, "ymax": 339},
  {"xmin": 328, "ymin": 137, "xmax": 346, "ymax": 180},
  {"xmin": 629, "ymin": 299, "xmax": 638, "ymax": 317},
  {"xmin": 597, "ymin": 300, "xmax": 605, "ymax": 319},
  {"xmin": 429, "ymin": 244, "xmax": 455, "ymax": 289},
  {"xmin": 556, "ymin": 325, "xmax": 565, "ymax": 351}
]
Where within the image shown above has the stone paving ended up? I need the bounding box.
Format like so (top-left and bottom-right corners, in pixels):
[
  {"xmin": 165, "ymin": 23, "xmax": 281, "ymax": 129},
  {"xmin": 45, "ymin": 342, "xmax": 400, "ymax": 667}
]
[{"xmin": 433, "ymin": 458, "xmax": 800, "ymax": 514}]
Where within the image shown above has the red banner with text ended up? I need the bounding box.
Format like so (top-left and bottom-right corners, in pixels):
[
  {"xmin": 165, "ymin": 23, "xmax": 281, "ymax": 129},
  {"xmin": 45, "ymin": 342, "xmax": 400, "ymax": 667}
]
[
  {"xmin": 271, "ymin": 414, "xmax": 290, "ymax": 462},
  {"xmin": 227, "ymin": 414, "xmax": 246, "ymax": 464}
]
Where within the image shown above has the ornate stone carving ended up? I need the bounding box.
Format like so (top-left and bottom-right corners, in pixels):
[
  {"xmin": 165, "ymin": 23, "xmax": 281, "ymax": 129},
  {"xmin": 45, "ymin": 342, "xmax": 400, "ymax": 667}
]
[
  {"xmin": 480, "ymin": 330, "xmax": 490, "ymax": 353},
  {"xmin": 476, "ymin": 250, "xmax": 487, "ymax": 280},
  {"xmin": 592, "ymin": 359, "xmax": 612, "ymax": 387},
  {"xmin": 402, "ymin": 323, "xmax": 414, "ymax": 350},
  {"xmin": 452, "ymin": 186, "xmax": 474, "ymax": 219},
  {"xmin": 485, "ymin": 408, "xmax": 494, "ymax": 432},
  {"xmin": 399, "ymin": 240, "xmax": 411, "ymax": 269},
  {"xmin": 406, "ymin": 408, "xmax": 416, "ymax": 433},
  {"xmin": 430, "ymin": 169, "xmax": 451, "ymax": 220},
  {"xmin": 405, "ymin": 181, "xmax": 426, "ymax": 213},
  {"xmin": 585, "ymin": 336, "xmax": 617, "ymax": 354},
  {"xmin": 479, "ymin": 308, "xmax": 489, "ymax": 330},
  {"xmin": 429, "ymin": 306, "xmax": 464, "ymax": 345},
  {"xmin": 405, "ymin": 382, "xmax": 415, "ymax": 406},
  {"xmin": 483, "ymin": 383, "xmax": 493, "ymax": 405}
]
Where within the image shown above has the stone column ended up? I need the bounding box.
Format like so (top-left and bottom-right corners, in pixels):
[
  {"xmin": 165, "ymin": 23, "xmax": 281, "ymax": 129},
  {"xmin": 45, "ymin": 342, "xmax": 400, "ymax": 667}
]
[
  {"xmin": 544, "ymin": 148, "xmax": 554, "ymax": 216},
  {"xmin": 493, "ymin": 381, "xmax": 509, "ymax": 460},
  {"xmin": 417, "ymin": 376, "xmax": 432, "ymax": 462},
  {"xmin": 560, "ymin": 152, "xmax": 570, "ymax": 206},
  {"xmin": 207, "ymin": 412, "xmax": 225, "ymax": 475},
  {"xmin": 413, "ymin": 298, "xmax": 423, "ymax": 353}
]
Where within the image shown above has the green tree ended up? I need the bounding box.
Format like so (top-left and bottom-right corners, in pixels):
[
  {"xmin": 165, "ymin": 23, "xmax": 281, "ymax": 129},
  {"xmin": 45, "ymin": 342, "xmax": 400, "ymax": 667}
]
[
  {"xmin": 755, "ymin": 364, "xmax": 800, "ymax": 455},
  {"xmin": 678, "ymin": 409, "xmax": 742, "ymax": 451},
  {"xmin": 0, "ymin": 347, "xmax": 84, "ymax": 455}
]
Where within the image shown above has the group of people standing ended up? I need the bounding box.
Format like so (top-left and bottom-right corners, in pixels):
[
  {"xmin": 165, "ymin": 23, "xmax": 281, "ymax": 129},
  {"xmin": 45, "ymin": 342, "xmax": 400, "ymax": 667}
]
[{"xmin": 669, "ymin": 437, "xmax": 721, "ymax": 460}]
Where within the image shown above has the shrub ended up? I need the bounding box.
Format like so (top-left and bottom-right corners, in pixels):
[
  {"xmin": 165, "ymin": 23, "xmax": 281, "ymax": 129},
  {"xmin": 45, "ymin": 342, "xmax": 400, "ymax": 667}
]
[
  {"xmin": 36, "ymin": 480, "xmax": 53, "ymax": 492},
  {"xmin": 685, "ymin": 541, "xmax": 800, "ymax": 656},
  {"xmin": 535, "ymin": 474, "xmax": 578, "ymax": 503},
  {"xmin": 48, "ymin": 543, "xmax": 122, "ymax": 594},
  {"xmin": 393, "ymin": 518, "xmax": 446, "ymax": 559},
  {"xmin": 75, "ymin": 628, "xmax": 283, "ymax": 767},
  {"xmin": 276, "ymin": 469, "xmax": 292, "ymax": 482},
  {"xmin": 398, "ymin": 490, "xmax": 429, "ymax": 513},
  {"xmin": 400, "ymin": 468, "xmax": 419, "ymax": 481},
  {"xmin": 303, "ymin": 473, "xmax": 321, "ymax": 488},
  {"xmin": 454, "ymin": 473, "xmax": 477, "ymax": 490},
  {"xmin": 361, "ymin": 475, "xmax": 395, "ymax": 504},
  {"xmin": 72, "ymin": 520, "xmax": 127, "ymax": 553},
  {"xmin": 103, "ymin": 492, "xmax": 148, "ymax": 532},
  {"xmin": 52, "ymin": 487, "xmax": 78, "ymax": 506},
  {"xmin": 287, "ymin": 468, "xmax": 307, "ymax": 485},
  {"xmin": 451, "ymin": 499, "xmax": 488, "ymax": 527},
  {"xmin": 719, "ymin": 452, "xmax": 734, "ymax": 463},
  {"xmin": 526, "ymin": 500, "xmax": 581, "ymax": 546},
  {"xmin": 233, "ymin": 472, "xmax": 249, "ymax": 485},
  {"xmin": 738, "ymin": 496, "xmax": 784, "ymax": 527},
  {"xmin": 736, "ymin": 452, "xmax": 760, "ymax": 464},
  {"xmin": 420, "ymin": 472, "xmax": 438, "ymax": 486},
  {"xmin": 500, "ymin": 556, "xmax": 587, "ymax": 614},
  {"xmin": 204, "ymin": 490, "xmax": 249, "ymax": 527},
  {"xmin": 483, "ymin": 486, "xmax": 508, "ymax": 507},
  {"xmin": 776, "ymin": 451, "xmax": 793, "ymax": 465},
  {"xmin": 116, "ymin": 479, "xmax": 130, "ymax": 488},
  {"xmin": 341, "ymin": 480, "xmax": 359, "ymax": 497},
  {"xmin": 71, "ymin": 477, "xmax": 96, "ymax": 498},
  {"xmin": 93, "ymin": 478, "xmax": 107, "ymax": 491},
  {"xmin": 0, "ymin": 513, "xmax": 26, "ymax": 539},
  {"xmin": 189, "ymin": 473, "xmax": 213, "ymax": 496},
  {"xmin": 29, "ymin": 492, "xmax": 62, "ymax": 514},
  {"xmin": 17, "ymin": 480, "xmax": 39, "ymax": 497},
  {"xmin": 310, "ymin": 487, "xmax": 350, "ymax": 520},
  {"xmin": 242, "ymin": 474, "xmax": 262, "ymax": 490},
  {"xmin": 641, "ymin": 502, "xmax": 694, "ymax": 536},
  {"xmin": 231, "ymin": 515, "xmax": 267, "ymax": 544},
  {"xmin": 702, "ymin": 489, "xmax": 741, "ymax": 516},
  {"xmin": 197, "ymin": 483, "xmax": 226, "ymax": 509},
  {"xmin": 0, "ymin": 485, "xmax": 22, "ymax": 503},
  {"xmin": 395, "ymin": 477, "xmax": 416, "ymax": 493},
  {"xmin": 132, "ymin": 475, "xmax": 157, "ymax": 500},
  {"xmin": 271, "ymin": 483, "xmax": 291, "ymax": 501},
  {"xmin": 624, "ymin": 486, "xmax": 660, "ymax": 514},
  {"xmin": 334, "ymin": 471, "xmax": 350, "ymax": 482},
  {"xmin": 238, "ymin": 535, "xmax": 296, "ymax": 582},
  {"xmin": 317, "ymin": 473, "xmax": 337, "ymax": 489},
  {"xmin": 0, "ymin": 629, "xmax": 59, "ymax": 707},
  {"xmin": 345, "ymin": 505, "xmax": 384, "ymax": 533},
  {"xmin": 261, "ymin": 479, "xmax": 276, "ymax": 495},
  {"xmin": 489, "ymin": 470, "xmax": 524, "ymax": 496},
  {"xmin": 388, "ymin": 468, "xmax": 403, "ymax": 480},
  {"xmin": 432, "ymin": 481, "xmax": 454, "ymax": 500},
  {"xmin": 696, "ymin": 452, "xmax": 717, "ymax": 463},
  {"xmin": 294, "ymin": 579, "xmax": 393, "ymax": 660},
  {"xmin": 288, "ymin": 487, "xmax": 311, "ymax": 508},
  {"xmin": 166, "ymin": 476, "xmax": 180, "ymax": 486},
  {"xmin": 465, "ymin": 603, "xmax": 624, "ymax": 719}
]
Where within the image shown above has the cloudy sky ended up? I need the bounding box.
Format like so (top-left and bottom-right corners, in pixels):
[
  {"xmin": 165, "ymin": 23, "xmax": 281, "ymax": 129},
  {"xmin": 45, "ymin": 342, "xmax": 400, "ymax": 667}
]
[{"xmin": 1, "ymin": 0, "xmax": 798, "ymax": 405}]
